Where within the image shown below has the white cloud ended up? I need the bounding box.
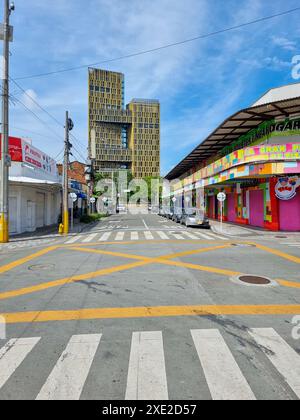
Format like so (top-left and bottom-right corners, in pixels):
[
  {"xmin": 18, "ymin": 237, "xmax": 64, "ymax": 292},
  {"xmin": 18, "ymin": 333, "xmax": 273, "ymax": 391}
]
[{"xmin": 272, "ymin": 36, "xmax": 297, "ymax": 52}]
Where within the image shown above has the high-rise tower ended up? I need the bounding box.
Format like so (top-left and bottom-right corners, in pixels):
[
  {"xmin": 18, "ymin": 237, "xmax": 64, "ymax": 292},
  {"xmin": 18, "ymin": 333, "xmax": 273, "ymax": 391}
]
[{"xmin": 88, "ymin": 68, "xmax": 160, "ymax": 178}]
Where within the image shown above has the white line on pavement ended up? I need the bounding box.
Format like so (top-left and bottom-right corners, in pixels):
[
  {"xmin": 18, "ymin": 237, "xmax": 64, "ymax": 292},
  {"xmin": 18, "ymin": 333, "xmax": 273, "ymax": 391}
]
[
  {"xmin": 157, "ymin": 231, "xmax": 169, "ymax": 240},
  {"xmin": 36, "ymin": 334, "xmax": 102, "ymax": 401},
  {"xmin": 125, "ymin": 331, "xmax": 168, "ymax": 401},
  {"xmin": 65, "ymin": 236, "xmax": 81, "ymax": 244},
  {"xmin": 191, "ymin": 329, "xmax": 256, "ymax": 400},
  {"xmin": 0, "ymin": 337, "xmax": 41, "ymax": 391},
  {"xmin": 82, "ymin": 233, "xmax": 98, "ymax": 243},
  {"xmin": 131, "ymin": 232, "xmax": 139, "ymax": 241},
  {"xmin": 249, "ymin": 328, "xmax": 300, "ymax": 399},
  {"xmin": 115, "ymin": 232, "xmax": 125, "ymax": 241},
  {"xmin": 144, "ymin": 231, "xmax": 154, "ymax": 240},
  {"xmin": 99, "ymin": 232, "xmax": 112, "ymax": 242}
]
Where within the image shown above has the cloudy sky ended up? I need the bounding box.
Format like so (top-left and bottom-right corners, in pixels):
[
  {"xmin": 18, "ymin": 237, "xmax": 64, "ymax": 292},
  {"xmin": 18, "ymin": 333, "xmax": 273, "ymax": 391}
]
[{"xmin": 2, "ymin": 0, "xmax": 300, "ymax": 174}]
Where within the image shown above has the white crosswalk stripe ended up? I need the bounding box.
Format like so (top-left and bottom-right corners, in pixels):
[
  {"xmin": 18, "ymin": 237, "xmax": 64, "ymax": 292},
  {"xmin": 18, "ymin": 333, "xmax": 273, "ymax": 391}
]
[
  {"xmin": 36, "ymin": 334, "xmax": 102, "ymax": 400},
  {"xmin": 191, "ymin": 329, "xmax": 255, "ymax": 400},
  {"xmin": 249, "ymin": 328, "xmax": 300, "ymax": 399},
  {"xmin": 63, "ymin": 230, "xmax": 229, "ymax": 244},
  {"xmin": 115, "ymin": 232, "xmax": 125, "ymax": 241},
  {"xmin": 125, "ymin": 331, "xmax": 168, "ymax": 400},
  {"xmin": 82, "ymin": 233, "xmax": 98, "ymax": 243},
  {"xmin": 65, "ymin": 236, "xmax": 82, "ymax": 244},
  {"xmin": 144, "ymin": 231, "xmax": 154, "ymax": 240},
  {"xmin": 0, "ymin": 328, "xmax": 300, "ymax": 400},
  {"xmin": 131, "ymin": 232, "xmax": 139, "ymax": 241},
  {"xmin": 157, "ymin": 231, "xmax": 169, "ymax": 240},
  {"xmin": 99, "ymin": 232, "xmax": 112, "ymax": 242},
  {"xmin": 0, "ymin": 337, "xmax": 41, "ymax": 390}
]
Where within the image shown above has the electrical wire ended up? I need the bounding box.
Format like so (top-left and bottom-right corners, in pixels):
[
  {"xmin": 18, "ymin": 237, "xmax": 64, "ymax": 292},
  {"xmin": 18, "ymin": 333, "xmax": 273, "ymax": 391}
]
[{"xmin": 13, "ymin": 7, "xmax": 300, "ymax": 81}]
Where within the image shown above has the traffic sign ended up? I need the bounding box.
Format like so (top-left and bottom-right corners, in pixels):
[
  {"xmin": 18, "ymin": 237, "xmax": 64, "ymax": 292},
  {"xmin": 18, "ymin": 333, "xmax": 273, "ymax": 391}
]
[
  {"xmin": 69, "ymin": 193, "xmax": 77, "ymax": 203},
  {"xmin": 217, "ymin": 192, "xmax": 226, "ymax": 202}
]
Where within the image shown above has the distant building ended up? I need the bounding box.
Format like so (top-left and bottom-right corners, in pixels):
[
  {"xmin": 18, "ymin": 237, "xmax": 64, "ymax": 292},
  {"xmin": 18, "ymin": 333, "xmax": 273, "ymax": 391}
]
[
  {"xmin": 0, "ymin": 136, "xmax": 61, "ymax": 235},
  {"xmin": 88, "ymin": 68, "xmax": 160, "ymax": 178}
]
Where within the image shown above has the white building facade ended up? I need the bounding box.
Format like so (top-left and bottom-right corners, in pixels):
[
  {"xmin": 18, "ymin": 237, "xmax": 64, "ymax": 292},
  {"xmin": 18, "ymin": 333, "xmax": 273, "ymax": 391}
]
[{"xmin": 0, "ymin": 136, "xmax": 62, "ymax": 235}]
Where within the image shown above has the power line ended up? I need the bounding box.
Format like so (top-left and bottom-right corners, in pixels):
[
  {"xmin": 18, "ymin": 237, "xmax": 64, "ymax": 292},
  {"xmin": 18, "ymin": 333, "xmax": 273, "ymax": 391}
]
[
  {"xmin": 13, "ymin": 7, "xmax": 300, "ymax": 81},
  {"xmin": 11, "ymin": 95, "xmax": 64, "ymax": 144},
  {"xmin": 10, "ymin": 77, "xmax": 88, "ymax": 152}
]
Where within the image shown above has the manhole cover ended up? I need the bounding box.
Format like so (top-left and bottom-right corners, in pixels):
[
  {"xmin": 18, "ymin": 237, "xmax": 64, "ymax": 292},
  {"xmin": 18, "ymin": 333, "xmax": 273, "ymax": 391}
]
[
  {"xmin": 275, "ymin": 236, "xmax": 288, "ymax": 239},
  {"xmin": 239, "ymin": 275, "xmax": 271, "ymax": 285},
  {"xmin": 28, "ymin": 264, "xmax": 55, "ymax": 271}
]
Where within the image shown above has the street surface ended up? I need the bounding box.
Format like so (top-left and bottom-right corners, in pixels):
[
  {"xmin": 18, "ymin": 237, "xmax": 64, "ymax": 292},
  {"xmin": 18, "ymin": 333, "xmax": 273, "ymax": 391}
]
[{"xmin": 0, "ymin": 214, "xmax": 300, "ymax": 400}]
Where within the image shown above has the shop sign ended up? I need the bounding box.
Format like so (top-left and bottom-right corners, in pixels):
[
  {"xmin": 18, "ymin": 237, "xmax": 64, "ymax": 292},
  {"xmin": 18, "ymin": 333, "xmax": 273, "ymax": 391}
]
[{"xmin": 275, "ymin": 177, "xmax": 300, "ymax": 201}]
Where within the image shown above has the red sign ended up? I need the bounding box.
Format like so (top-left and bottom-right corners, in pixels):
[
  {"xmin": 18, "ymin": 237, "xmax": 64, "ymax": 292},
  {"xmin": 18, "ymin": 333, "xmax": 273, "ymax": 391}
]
[{"xmin": 0, "ymin": 135, "xmax": 23, "ymax": 161}]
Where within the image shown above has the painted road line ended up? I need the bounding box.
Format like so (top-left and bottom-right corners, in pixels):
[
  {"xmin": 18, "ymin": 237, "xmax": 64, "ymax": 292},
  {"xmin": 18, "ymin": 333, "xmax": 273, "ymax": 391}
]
[
  {"xmin": 142, "ymin": 219, "xmax": 150, "ymax": 230},
  {"xmin": 65, "ymin": 236, "xmax": 81, "ymax": 245},
  {"xmin": 115, "ymin": 232, "xmax": 125, "ymax": 241},
  {"xmin": 36, "ymin": 334, "xmax": 102, "ymax": 400},
  {"xmin": 131, "ymin": 232, "xmax": 139, "ymax": 241},
  {"xmin": 0, "ymin": 337, "xmax": 41, "ymax": 391},
  {"xmin": 170, "ymin": 232, "xmax": 185, "ymax": 240},
  {"xmin": 254, "ymin": 244, "xmax": 300, "ymax": 264},
  {"xmin": 0, "ymin": 246, "xmax": 58, "ymax": 275},
  {"xmin": 4, "ymin": 305, "xmax": 300, "ymax": 324},
  {"xmin": 144, "ymin": 231, "xmax": 154, "ymax": 240},
  {"xmin": 191, "ymin": 329, "xmax": 255, "ymax": 400},
  {"xmin": 183, "ymin": 232, "xmax": 200, "ymax": 240},
  {"xmin": 249, "ymin": 328, "xmax": 300, "ymax": 399},
  {"xmin": 125, "ymin": 331, "xmax": 168, "ymax": 400},
  {"xmin": 205, "ymin": 232, "xmax": 228, "ymax": 241},
  {"xmin": 157, "ymin": 231, "xmax": 169, "ymax": 240},
  {"xmin": 193, "ymin": 231, "xmax": 217, "ymax": 240},
  {"xmin": 82, "ymin": 233, "xmax": 98, "ymax": 243},
  {"xmin": 99, "ymin": 232, "xmax": 112, "ymax": 242}
]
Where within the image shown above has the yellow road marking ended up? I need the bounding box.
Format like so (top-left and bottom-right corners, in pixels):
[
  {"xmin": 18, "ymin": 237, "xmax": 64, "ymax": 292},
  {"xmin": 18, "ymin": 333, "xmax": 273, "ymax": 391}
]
[
  {"xmin": 0, "ymin": 245, "xmax": 240, "ymax": 301},
  {"xmin": 0, "ymin": 260, "xmax": 151, "ymax": 301},
  {"xmin": 160, "ymin": 245, "xmax": 232, "ymax": 260},
  {"xmin": 0, "ymin": 246, "xmax": 58, "ymax": 275},
  {"xmin": 278, "ymin": 279, "xmax": 300, "ymax": 289},
  {"xmin": 255, "ymin": 243, "xmax": 300, "ymax": 264},
  {"xmin": 71, "ymin": 246, "xmax": 240, "ymax": 276},
  {"xmin": 3, "ymin": 304, "xmax": 300, "ymax": 324},
  {"xmin": 63, "ymin": 240, "xmax": 228, "ymax": 248}
]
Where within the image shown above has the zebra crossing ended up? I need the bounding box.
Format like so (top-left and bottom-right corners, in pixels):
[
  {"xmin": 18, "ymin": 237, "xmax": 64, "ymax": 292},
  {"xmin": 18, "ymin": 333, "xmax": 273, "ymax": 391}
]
[
  {"xmin": 280, "ymin": 242, "xmax": 300, "ymax": 249},
  {"xmin": 0, "ymin": 328, "xmax": 299, "ymax": 400},
  {"xmin": 64, "ymin": 230, "xmax": 228, "ymax": 245}
]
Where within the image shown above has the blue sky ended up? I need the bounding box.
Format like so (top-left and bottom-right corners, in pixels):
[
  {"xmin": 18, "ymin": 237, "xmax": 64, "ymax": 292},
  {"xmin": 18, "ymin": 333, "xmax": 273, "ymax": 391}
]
[{"xmin": 2, "ymin": 0, "xmax": 300, "ymax": 175}]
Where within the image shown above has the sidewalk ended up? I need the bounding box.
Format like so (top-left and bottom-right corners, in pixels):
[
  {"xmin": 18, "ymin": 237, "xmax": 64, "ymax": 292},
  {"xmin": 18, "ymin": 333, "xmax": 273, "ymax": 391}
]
[{"xmin": 210, "ymin": 220, "xmax": 300, "ymax": 238}]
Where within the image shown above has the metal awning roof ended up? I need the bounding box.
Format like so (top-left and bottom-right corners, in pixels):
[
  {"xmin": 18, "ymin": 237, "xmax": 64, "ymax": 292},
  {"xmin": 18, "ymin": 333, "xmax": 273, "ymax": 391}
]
[{"xmin": 165, "ymin": 95, "xmax": 300, "ymax": 180}]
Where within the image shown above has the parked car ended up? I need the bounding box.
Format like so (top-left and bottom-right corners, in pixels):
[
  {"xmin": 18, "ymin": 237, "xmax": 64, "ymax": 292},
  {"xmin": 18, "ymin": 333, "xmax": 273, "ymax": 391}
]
[
  {"xmin": 172, "ymin": 207, "xmax": 183, "ymax": 223},
  {"xmin": 180, "ymin": 209, "xmax": 210, "ymax": 229}
]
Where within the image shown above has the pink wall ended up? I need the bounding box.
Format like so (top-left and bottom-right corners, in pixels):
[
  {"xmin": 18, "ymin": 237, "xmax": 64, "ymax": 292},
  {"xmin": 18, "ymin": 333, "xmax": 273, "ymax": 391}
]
[
  {"xmin": 249, "ymin": 190, "xmax": 265, "ymax": 228},
  {"xmin": 279, "ymin": 189, "xmax": 300, "ymax": 231},
  {"xmin": 227, "ymin": 193, "xmax": 236, "ymax": 222}
]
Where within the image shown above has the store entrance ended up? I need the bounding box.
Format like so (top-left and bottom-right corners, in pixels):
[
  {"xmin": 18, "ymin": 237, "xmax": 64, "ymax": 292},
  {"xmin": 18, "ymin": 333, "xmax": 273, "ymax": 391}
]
[
  {"xmin": 279, "ymin": 191, "xmax": 300, "ymax": 231},
  {"xmin": 249, "ymin": 190, "xmax": 264, "ymax": 228}
]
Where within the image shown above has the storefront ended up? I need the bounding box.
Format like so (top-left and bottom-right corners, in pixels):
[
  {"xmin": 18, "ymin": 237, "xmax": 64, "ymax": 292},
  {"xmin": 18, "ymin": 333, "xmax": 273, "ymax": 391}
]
[
  {"xmin": 0, "ymin": 136, "xmax": 62, "ymax": 235},
  {"xmin": 165, "ymin": 83, "xmax": 300, "ymax": 232}
]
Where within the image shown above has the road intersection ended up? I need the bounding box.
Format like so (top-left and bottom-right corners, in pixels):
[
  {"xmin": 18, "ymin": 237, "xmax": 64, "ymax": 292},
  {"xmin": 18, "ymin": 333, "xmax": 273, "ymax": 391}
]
[{"xmin": 0, "ymin": 214, "xmax": 300, "ymax": 400}]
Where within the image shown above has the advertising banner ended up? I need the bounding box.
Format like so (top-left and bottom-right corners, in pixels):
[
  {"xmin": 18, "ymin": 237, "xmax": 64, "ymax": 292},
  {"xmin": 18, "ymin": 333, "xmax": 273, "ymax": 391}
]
[
  {"xmin": 0, "ymin": 135, "xmax": 23, "ymax": 161},
  {"xmin": 0, "ymin": 135, "xmax": 57, "ymax": 175}
]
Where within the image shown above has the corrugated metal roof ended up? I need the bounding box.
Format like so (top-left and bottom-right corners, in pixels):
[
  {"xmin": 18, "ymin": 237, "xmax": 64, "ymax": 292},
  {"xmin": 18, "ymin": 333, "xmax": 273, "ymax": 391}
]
[{"xmin": 165, "ymin": 93, "xmax": 300, "ymax": 180}]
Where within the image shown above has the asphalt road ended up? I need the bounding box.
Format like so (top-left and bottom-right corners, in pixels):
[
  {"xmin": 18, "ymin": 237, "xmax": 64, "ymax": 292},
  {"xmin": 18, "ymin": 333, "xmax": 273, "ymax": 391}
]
[{"xmin": 0, "ymin": 213, "xmax": 300, "ymax": 400}]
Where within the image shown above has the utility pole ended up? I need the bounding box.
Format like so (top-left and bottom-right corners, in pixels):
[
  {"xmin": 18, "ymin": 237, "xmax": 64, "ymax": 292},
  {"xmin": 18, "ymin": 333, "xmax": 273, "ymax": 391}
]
[
  {"xmin": 0, "ymin": 1, "xmax": 14, "ymax": 243},
  {"xmin": 63, "ymin": 111, "xmax": 74, "ymax": 235}
]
